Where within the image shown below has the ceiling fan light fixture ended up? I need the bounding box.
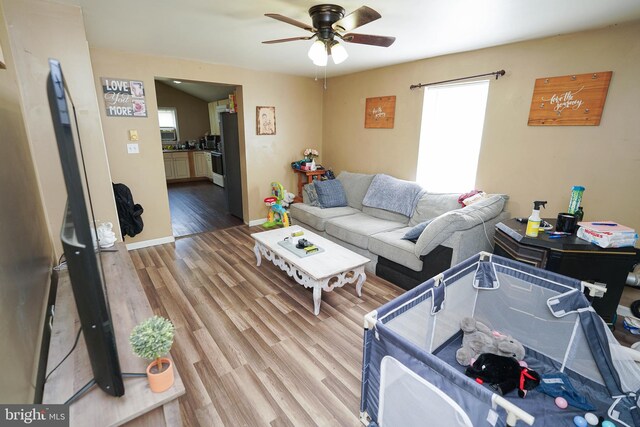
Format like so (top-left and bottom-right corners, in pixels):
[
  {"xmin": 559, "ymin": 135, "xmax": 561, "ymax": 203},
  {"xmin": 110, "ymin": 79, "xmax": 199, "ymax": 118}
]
[
  {"xmin": 330, "ymin": 42, "xmax": 348, "ymax": 64},
  {"xmin": 308, "ymin": 39, "xmax": 328, "ymax": 66}
]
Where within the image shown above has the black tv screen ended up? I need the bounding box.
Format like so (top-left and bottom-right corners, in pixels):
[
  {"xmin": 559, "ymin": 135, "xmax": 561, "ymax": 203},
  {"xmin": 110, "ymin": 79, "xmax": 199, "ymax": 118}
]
[{"xmin": 47, "ymin": 59, "xmax": 124, "ymax": 397}]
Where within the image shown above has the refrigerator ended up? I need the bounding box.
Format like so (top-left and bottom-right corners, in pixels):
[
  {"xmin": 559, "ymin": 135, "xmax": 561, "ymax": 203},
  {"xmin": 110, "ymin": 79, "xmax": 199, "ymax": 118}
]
[{"xmin": 220, "ymin": 112, "xmax": 243, "ymax": 220}]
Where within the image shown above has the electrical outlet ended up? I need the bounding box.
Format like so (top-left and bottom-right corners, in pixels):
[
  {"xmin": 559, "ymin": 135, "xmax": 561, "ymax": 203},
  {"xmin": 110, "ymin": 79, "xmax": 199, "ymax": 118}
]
[{"xmin": 127, "ymin": 143, "xmax": 139, "ymax": 154}]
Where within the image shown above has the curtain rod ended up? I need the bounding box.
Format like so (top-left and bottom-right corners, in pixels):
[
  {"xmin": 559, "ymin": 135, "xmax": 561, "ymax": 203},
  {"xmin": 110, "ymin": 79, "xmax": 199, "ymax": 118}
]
[{"xmin": 409, "ymin": 70, "xmax": 506, "ymax": 90}]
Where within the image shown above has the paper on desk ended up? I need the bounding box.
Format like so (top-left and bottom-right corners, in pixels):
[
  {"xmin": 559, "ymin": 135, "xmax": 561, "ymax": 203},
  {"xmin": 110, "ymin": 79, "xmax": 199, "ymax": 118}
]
[{"xmin": 577, "ymin": 221, "xmax": 635, "ymax": 233}]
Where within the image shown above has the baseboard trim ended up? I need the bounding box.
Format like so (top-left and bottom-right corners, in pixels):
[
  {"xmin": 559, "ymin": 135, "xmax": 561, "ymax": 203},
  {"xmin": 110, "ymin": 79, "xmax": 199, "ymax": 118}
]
[
  {"xmin": 125, "ymin": 236, "xmax": 175, "ymax": 250},
  {"xmin": 248, "ymin": 218, "xmax": 267, "ymax": 227}
]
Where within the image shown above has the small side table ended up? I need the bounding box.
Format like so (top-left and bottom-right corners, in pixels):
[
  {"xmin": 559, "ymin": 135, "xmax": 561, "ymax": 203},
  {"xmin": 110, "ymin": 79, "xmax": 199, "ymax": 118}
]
[
  {"xmin": 293, "ymin": 169, "xmax": 326, "ymax": 202},
  {"xmin": 493, "ymin": 218, "xmax": 638, "ymax": 324}
]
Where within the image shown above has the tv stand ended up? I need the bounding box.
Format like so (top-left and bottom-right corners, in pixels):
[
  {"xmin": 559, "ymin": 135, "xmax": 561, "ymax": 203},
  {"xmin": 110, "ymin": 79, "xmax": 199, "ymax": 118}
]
[{"xmin": 43, "ymin": 243, "xmax": 185, "ymax": 426}]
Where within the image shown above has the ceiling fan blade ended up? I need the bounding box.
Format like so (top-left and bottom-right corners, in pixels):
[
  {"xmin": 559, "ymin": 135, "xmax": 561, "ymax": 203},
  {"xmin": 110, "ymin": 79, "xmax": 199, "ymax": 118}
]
[
  {"xmin": 343, "ymin": 33, "xmax": 396, "ymax": 47},
  {"xmin": 332, "ymin": 6, "xmax": 381, "ymax": 32},
  {"xmin": 262, "ymin": 36, "xmax": 314, "ymax": 44},
  {"xmin": 265, "ymin": 13, "xmax": 314, "ymax": 32}
]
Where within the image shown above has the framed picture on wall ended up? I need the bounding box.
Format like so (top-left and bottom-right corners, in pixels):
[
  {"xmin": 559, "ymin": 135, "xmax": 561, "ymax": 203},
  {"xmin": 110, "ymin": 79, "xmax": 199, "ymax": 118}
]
[{"xmin": 256, "ymin": 106, "xmax": 276, "ymax": 135}]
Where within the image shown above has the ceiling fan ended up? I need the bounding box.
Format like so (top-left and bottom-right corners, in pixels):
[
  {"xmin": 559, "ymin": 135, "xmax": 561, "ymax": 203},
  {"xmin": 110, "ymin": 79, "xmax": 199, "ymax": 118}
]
[{"xmin": 262, "ymin": 4, "xmax": 395, "ymax": 66}]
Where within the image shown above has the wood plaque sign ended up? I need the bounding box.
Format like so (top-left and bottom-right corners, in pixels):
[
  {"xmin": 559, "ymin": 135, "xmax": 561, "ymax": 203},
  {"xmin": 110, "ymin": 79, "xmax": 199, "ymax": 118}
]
[
  {"xmin": 365, "ymin": 96, "xmax": 396, "ymax": 129},
  {"xmin": 527, "ymin": 71, "xmax": 612, "ymax": 126}
]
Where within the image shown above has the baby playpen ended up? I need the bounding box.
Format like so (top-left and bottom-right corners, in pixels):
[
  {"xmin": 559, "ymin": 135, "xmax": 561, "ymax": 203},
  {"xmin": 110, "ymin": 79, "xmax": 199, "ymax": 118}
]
[{"xmin": 360, "ymin": 253, "xmax": 640, "ymax": 426}]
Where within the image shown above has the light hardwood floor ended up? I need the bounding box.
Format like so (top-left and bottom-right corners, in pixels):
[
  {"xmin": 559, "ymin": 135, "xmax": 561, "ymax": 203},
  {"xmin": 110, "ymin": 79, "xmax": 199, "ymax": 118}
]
[
  {"xmin": 130, "ymin": 224, "xmax": 640, "ymax": 425},
  {"xmin": 130, "ymin": 225, "xmax": 403, "ymax": 427}
]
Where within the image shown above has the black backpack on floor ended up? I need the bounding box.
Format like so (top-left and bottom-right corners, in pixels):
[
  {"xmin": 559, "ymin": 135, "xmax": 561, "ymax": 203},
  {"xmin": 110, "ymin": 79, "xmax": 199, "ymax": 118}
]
[{"xmin": 112, "ymin": 183, "xmax": 144, "ymax": 239}]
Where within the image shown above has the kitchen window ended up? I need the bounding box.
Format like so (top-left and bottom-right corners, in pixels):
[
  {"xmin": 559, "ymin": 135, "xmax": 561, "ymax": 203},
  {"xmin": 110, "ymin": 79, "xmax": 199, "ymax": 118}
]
[
  {"xmin": 416, "ymin": 80, "xmax": 489, "ymax": 193},
  {"xmin": 158, "ymin": 107, "xmax": 179, "ymax": 140}
]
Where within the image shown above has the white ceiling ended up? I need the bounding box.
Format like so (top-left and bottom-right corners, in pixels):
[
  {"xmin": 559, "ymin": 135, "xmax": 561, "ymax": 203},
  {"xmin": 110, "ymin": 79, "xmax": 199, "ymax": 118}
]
[{"xmin": 62, "ymin": 0, "xmax": 640, "ymax": 79}]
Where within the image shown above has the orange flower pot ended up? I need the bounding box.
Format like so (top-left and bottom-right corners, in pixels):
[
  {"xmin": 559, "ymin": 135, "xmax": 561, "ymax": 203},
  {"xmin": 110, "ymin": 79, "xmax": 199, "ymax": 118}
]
[{"xmin": 146, "ymin": 357, "xmax": 174, "ymax": 393}]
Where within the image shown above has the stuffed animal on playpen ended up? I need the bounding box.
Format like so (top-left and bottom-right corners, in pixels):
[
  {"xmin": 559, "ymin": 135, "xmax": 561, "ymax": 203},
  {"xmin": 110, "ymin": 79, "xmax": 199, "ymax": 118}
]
[{"xmin": 263, "ymin": 182, "xmax": 295, "ymax": 228}]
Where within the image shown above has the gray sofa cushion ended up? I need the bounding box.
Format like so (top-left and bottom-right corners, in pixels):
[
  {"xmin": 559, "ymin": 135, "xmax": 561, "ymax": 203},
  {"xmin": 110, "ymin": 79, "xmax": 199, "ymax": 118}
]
[
  {"xmin": 362, "ymin": 206, "xmax": 410, "ymax": 224},
  {"xmin": 402, "ymin": 218, "xmax": 434, "ymax": 242},
  {"xmin": 408, "ymin": 192, "xmax": 463, "ymax": 227},
  {"xmin": 414, "ymin": 195, "xmax": 507, "ymax": 257},
  {"xmin": 369, "ymin": 228, "xmax": 423, "ymax": 272},
  {"xmin": 303, "ymin": 183, "xmax": 320, "ymax": 207},
  {"xmin": 337, "ymin": 171, "xmax": 375, "ymax": 210},
  {"xmin": 325, "ymin": 213, "xmax": 405, "ymax": 250},
  {"xmin": 289, "ymin": 203, "xmax": 359, "ymax": 231},
  {"xmin": 315, "ymin": 179, "xmax": 348, "ymax": 208}
]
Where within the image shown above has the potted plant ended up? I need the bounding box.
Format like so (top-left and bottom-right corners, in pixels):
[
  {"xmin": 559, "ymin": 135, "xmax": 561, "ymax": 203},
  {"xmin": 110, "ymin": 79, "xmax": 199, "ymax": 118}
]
[
  {"xmin": 303, "ymin": 148, "xmax": 319, "ymax": 170},
  {"xmin": 129, "ymin": 315, "xmax": 176, "ymax": 393}
]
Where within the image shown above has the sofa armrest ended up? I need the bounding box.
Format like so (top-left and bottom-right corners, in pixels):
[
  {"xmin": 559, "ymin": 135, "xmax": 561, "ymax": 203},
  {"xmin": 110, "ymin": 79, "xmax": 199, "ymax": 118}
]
[
  {"xmin": 436, "ymin": 212, "xmax": 510, "ymax": 265},
  {"xmin": 413, "ymin": 194, "xmax": 507, "ymax": 258}
]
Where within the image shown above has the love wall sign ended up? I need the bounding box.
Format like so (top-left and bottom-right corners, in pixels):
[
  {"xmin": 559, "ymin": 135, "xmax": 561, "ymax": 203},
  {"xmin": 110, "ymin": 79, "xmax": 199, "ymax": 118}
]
[
  {"xmin": 527, "ymin": 71, "xmax": 612, "ymax": 126},
  {"xmin": 101, "ymin": 77, "xmax": 147, "ymax": 117}
]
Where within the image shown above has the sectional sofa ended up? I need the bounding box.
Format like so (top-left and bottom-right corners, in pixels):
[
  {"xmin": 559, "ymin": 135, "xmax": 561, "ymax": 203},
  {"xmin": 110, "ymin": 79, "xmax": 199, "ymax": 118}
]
[{"xmin": 289, "ymin": 171, "xmax": 509, "ymax": 290}]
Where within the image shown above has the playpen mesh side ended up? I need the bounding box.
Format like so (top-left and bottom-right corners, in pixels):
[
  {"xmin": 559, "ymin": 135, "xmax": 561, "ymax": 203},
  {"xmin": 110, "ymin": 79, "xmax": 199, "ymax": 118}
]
[
  {"xmin": 382, "ymin": 259, "xmax": 613, "ymax": 386},
  {"xmin": 363, "ymin": 254, "xmax": 640, "ymax": 427},
  {"xmin": 378, "ymin": 356, "xmax": 473, "ymax": 427},
  {"xmin": 366, "ymin": 322, "xmax": 500, "ymax": 427},
  {"xmin": 473, "ymin": 267, "xmax": 604, "ymax": 385},
  {"xmin": 385, "ymin": 271, "xmax": 476, "ymax": 352}
]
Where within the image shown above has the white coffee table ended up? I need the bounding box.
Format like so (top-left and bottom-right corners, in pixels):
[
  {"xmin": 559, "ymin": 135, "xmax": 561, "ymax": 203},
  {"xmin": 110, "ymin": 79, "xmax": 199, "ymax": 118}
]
[{"xmin": 252, "ymin": 226, "xmax": 369, "ymax": 315}]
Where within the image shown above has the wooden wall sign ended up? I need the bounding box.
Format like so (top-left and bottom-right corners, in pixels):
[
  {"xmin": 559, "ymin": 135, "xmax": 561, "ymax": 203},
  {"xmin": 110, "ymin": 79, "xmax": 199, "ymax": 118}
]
[
  {"xmin": 365, "ymin": 96, "xmax": 396, "ymax": 129},
  {"xmin": 527, "ymin": 71, "xmax": 612, "ymax": 126},
  {"xmin": 101, "ymin": 77, "xmax": 147, "ymax": 117}
]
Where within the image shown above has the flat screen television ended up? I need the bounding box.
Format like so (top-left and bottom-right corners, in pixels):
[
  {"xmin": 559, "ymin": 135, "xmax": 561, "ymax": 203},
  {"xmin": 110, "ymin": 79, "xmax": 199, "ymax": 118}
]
[{"xmin": 47, "ymin": 59, "xmax": 125, "ymax": 398}]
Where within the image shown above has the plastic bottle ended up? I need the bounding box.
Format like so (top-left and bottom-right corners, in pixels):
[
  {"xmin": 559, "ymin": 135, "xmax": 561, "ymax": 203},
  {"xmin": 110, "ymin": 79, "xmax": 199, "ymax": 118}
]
[
  {"xmin": 525, "ymin": 201, "xmax": 547, "ymax": 237},
  {"xmin": 568, "ymin": 186, "xmax": 585, "ymax": 214},
  {"xmin": 575, "ymin": 206, "xmax": 584, "ymax": 222}
]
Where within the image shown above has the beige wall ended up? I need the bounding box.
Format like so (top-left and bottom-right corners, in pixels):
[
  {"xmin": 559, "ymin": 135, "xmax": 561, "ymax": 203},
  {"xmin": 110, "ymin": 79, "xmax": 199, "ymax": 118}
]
[
  {"xmin": 0, "ymin": 0, "xmax": 54, "ymax": 403},
  {"xmin": 90, "ymin": 48, "xmax": 323, "ymax": 244},
  {"xmin": 155, "ymin": 81, "xmax": 211, "ymax": 142},
  {"xmin": 323, "ymin": 21, "xmax": 640, "ymax": 234},
  {"xmin": 3, "ymin": 0, "xmax": 120, "ymax": 257}
]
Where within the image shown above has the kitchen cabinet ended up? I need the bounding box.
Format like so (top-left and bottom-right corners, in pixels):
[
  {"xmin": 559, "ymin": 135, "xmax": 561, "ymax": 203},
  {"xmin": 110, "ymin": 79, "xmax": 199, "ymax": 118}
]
[
  {"xmin": 173, "ymin": 153, "xmax": 190, "ymax": 179},
  {"xmin": 208, "ymin": 99, "xmax": 230, "ymax": 136},
  {"xmin": 163, "ymin": 155, "xmax": 175, "ymax": 180},
  {"xmin": 163, "ymin": 152, "xmax": 190, "ymax": 181},
  {"xmin": 193, "ymin": 152, "xmax": 208, "ymax": 177}
]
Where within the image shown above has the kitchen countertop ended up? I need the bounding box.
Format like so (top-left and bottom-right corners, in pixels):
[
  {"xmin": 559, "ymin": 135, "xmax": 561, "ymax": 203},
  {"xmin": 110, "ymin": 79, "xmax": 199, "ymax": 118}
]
[{"xmin": 162, "ymin": 149, "xmax": 214, "ymax": 153}]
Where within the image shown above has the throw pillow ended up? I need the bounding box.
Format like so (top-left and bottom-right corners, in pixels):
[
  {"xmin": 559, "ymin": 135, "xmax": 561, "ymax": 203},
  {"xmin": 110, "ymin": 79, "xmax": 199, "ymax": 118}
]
[
  {"xmin": 402, "ymin": 218, "xmax": 434, "ymax": 242},
  {"xmin": 303, "ymin": 183, "xmax": 320, "ymax": 207},
  {"xmin": 314, "ymin": 179, "xmax": 348, "ymax": 208}
]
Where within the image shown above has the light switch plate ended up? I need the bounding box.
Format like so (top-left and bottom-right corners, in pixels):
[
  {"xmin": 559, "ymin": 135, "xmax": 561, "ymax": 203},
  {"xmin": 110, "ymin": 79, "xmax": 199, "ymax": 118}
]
[
  {"xmin": 128, "ymin": 129, "xmax": 139, "ymax": 141},
  {"xmin": 127, "ymin": 143, "xmax": 139, "ymax": 154}
]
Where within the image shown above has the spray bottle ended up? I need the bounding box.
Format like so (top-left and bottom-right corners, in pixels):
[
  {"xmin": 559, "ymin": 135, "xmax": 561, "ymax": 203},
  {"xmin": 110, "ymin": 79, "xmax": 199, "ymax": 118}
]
[{"xmin": 525, "ymin": 201, "xmax": 547, "ymax": 237}]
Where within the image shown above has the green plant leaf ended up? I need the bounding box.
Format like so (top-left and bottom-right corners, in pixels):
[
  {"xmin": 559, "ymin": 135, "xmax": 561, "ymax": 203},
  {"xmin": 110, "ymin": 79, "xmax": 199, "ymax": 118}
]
[{"xmin": 129, "ymin": 316, "xmax": 175, "ymax": 361}]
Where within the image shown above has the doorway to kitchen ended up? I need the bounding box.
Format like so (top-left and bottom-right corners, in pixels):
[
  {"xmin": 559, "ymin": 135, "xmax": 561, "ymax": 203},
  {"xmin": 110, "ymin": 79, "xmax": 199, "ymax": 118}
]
[{"xmin": 155, "ymin": 77, "xmax": 244, "ymax": 238}]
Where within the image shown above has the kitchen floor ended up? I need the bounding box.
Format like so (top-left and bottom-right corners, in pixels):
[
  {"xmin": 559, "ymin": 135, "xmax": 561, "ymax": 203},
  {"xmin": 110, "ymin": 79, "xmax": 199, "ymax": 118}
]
[{"xmin": 167, "ymin": 181, "xmax": 243, "ymax": 237}]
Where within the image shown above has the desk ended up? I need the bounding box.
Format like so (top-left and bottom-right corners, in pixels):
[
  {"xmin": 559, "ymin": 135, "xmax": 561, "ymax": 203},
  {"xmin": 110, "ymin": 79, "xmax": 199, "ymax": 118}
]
[
  {"xmin": 493, "ymin": 218, "xmax": 638, "ymax": 324},
  {"xmin": 292, "ymin": 169, "xmax": 326, "ymax": 202}
]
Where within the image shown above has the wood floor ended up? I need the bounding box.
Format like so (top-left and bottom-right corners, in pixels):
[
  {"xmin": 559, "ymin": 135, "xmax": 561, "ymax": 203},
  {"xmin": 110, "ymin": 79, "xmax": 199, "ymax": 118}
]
[
  {"xmin": 130, "ymin": 225, "xmax": 403, "ymax": 427},
  {"xmin": 614, "ymin": 285, "xmax": 640, "ymax": 347},
  {"xmin": 167, "ymin": 181, "xmax": 243, "ymax": 238},
  {"xmin": 130, "ymin": 224, "xmax": 640, "ymax": 425}
]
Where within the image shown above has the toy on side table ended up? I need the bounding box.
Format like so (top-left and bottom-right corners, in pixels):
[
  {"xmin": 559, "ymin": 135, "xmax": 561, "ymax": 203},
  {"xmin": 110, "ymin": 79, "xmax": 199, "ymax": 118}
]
[{"xmin": 263, "ymin": 182, "xmax": 295, "ymax": 228}]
